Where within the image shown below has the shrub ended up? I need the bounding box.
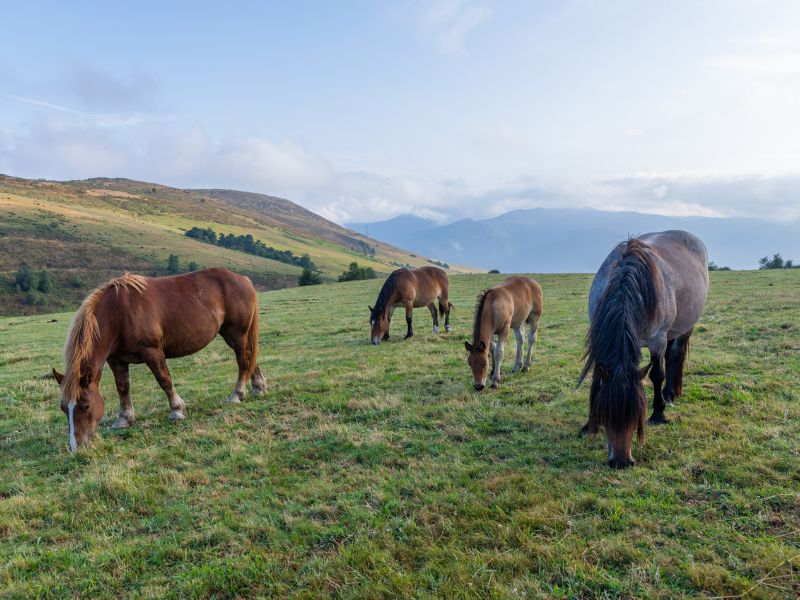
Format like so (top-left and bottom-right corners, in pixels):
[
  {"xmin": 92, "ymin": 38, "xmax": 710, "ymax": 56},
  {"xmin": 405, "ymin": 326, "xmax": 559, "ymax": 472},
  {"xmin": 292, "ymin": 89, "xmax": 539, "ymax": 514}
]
[
  {"xmin": 338, "ymin": 262, "xmax": 377, "ymax": 282},
  {"xmin": 37, "ymin": 271, "xmax": 56, "ymax": 293},
  {"xmin": 187, "ymin": 261, "xmax": 199, "ymax": 272},
  {"xmin": 14, "ymin": 265, "xmax": 35, "ymax": 292},
  {"xmin": 167, "ymin": 254, "xmax": 181, "ymax": 274},
  {"xmin": 489, "ymin": 269, "xmax": 500, "ymax": 274},
  {"xmin": 758, "ymin": 253, "xmax": 798, "ymax": 269},
  {"xmin": 708, "ymin": 262, "xmax": 730, "ymax": 272},
  {"xmin": 298, "ymin": 268, "xmax": 322, "ymax": 286}
]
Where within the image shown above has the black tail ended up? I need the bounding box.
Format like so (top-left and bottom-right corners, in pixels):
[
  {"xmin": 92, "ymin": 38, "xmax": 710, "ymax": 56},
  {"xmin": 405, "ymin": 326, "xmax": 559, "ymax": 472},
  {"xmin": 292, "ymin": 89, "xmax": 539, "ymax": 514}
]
[
  {"xmin": 580, "ymin": 239, "xmax": 659, "ymax": 441},
  {"xmin": 438, "ymin": 300, "xmax": 454, "ymax": 317}
]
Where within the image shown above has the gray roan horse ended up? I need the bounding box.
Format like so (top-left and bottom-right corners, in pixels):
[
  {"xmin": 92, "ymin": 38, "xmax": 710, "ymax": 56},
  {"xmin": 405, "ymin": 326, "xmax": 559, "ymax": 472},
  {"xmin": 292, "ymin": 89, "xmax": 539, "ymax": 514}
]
[{"xmin": 579, "ymin": 230, "xmax": 708, "ymax": 469}]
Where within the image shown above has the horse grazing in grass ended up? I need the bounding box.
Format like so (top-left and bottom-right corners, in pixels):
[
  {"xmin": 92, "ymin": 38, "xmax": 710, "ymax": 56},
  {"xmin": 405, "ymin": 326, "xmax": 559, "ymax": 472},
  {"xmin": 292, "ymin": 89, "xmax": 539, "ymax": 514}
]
[
  {"xmin": 369, "ymin": 266, "xmax": 452, "ymax": 345},
  {"xmin": 464, "ymin": 276, "xmax": 543, "ymax": 390},
  {"xmin": 52, "ymin": 268, "xmax": 266, "ymax": 452},
  {"xmin": 579, "ymin": 230, "xmax": 708, "ymax": 469}
]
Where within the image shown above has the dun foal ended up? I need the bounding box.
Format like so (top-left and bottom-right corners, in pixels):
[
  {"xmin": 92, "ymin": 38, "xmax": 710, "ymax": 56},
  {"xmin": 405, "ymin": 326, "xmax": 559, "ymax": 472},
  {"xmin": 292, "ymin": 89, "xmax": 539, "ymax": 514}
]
[
  {"xmin": 53, "ymin": 268, "xmax": 266, "ymax": 451},
  {"xmin": 465, "ymin": 276, "xmax": 543, "ymax": 390},
  {"xmin": 369, "ymin": 266, "xmax": 452, "ymax": 344}
]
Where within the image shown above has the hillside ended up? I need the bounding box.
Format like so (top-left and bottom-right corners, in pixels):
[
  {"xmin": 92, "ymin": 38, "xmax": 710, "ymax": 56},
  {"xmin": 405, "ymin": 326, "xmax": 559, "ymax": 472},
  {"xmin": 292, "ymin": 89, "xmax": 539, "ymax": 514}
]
[
  {"xmin": 1, "ymin": 270, "xmax": 798, "ymax": 597},
  {"xmin": 350, "ymin": 208, "xmax": 800, "ymax": 272},
  {"xmin": 0, "ymin": 174, "xmax": 468, "ymax": 316}
]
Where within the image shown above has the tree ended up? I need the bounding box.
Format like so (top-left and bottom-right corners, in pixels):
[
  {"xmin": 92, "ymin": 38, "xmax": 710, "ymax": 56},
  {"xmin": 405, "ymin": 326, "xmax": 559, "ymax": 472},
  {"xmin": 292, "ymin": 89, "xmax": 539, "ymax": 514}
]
[
  {"xmin": 759, "ymin": 253, "xmax": 796, "ymax": 269},
  {"xmin": 488, "ymin": 269, "xmax": 500, "ymax": 274},
  {"xmin": 37, "ymin": 270, "xmax": 55, "ymax": 293},
  {"xmin": 167, "ymin": 254, "xmax": 181, "ymax": 274},
  {"xmin": 298, "ymin": 267, "xmax": 322, "ymax": 286},
  {"xmin": 187, "ymin": 261, "xmax": 199, "ymax": 272}
]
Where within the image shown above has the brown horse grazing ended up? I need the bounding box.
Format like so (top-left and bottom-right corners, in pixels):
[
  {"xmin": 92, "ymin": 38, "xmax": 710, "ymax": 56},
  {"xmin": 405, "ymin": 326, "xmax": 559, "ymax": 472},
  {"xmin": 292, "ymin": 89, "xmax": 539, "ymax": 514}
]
[
  {"xmin": 464, "ymin": 276, "xmax": 543, "ymax": 390},
  {"xmin": 579, "ymin": 230, "xmax": 708, "ymax": 469},
  {"xmin": 369, "ymin": 266, "xmax": 452, "ymax": 345},
  {"xmin": 52, "ymin": 268, "xmax": 266, "ymax": 452}
]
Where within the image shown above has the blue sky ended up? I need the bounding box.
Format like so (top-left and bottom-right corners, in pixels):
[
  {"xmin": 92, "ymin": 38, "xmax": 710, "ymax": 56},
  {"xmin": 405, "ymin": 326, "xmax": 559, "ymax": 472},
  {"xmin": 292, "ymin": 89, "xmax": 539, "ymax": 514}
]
[{"xmin": 2, "ymin": 1, "xmax": 800, "ymax": 223}]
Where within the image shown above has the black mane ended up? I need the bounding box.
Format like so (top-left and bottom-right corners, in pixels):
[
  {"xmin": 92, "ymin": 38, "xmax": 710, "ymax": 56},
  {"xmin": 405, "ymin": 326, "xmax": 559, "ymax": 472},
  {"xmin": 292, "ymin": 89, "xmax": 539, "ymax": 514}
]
[
  {"xmin": 372, "ymin": 269, "xmax": 406, "ymax": 318},
  {"xmin": 580, "ymin": 238, "xmax": 659, "ymax": 439}
]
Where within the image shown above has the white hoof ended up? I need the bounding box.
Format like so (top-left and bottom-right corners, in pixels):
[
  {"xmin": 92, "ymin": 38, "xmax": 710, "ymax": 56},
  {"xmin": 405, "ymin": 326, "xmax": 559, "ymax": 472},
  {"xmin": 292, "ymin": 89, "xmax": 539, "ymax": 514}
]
[
  {"xmin": 111, "ymin": 414, "xmax": 134, "ymax": 429},
  {"xmin": 512, "ymin": 364, "xmax": 521, "ymax": 373},
  {"xmin": 226, "ymin": 392, "xmax": 242, "ymax": 404},
  {"xmin": 445, "ymin": 325, "xmax": 451, "ymax": 333},
  {"xmin": 251, "ymin": 385, "xmax": 267, "ymax": 396},
  {"xmin": 168, "ymin": 410, "xmax": 185, "ymax": 420},
  {"xmin": 433, "ymin": 326, "xmax": 439, "ymax": 334}
]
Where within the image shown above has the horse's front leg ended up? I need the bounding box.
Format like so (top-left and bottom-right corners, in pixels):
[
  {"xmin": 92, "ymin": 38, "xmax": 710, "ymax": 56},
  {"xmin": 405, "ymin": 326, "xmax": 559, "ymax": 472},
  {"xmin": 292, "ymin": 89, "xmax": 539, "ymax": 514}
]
[
  {"xmin": 142, "ymin": 348, "xmax": 186, "ymax": 420},
  {"xmin": 491, "ymin": 328, "xmax": 509, "ymax": 388},
  {"xmin": 109, "ymin": 360, "xmax": 135, "ymax": 429},
  {"xmin": 404, "ymin": 303, "xmax": 414, "ymax": 339},
  {"xmin": 511, "ymin": 326, "xmax": 524, "ymax": 372},
  {"xmin": 647, "ymin": 338, "xmax": 668, "ymax": 425},
  {"xmin": 523, "ymin": 312, "xmax": 539, "ymax": 371}
]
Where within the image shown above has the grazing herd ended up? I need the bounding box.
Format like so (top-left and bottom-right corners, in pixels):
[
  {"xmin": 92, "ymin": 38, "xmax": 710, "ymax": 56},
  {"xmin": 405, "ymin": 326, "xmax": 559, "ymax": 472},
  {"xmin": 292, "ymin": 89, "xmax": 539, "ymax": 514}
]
[{"xmin": 54, "ymin": 230, "xmax": 709, "ymax": 468}]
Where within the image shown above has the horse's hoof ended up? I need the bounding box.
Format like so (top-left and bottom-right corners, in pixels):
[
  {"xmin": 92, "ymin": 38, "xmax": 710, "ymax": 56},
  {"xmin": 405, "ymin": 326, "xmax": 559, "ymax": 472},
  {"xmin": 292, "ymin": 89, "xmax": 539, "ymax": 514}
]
[
  {"xmin": 168, "ymin": 410, "xmax": 185, "ymax": 421},
  {"xmin": 490, "ymin": 381, "xmax": 499, "ymax": 389},
  {"xmin": 647, "ymin": 414, "xmax": 670, "ymax": 426},
  {"xmin": 433, "ymin": 326, "xmax": 439, "ymax": 334},
  {"xmin": 445, "ymin": 325, "xmax": 451, "ymax": 333},
  {"xmin": 111, "ymin": 415, "xmax": 134, "ymax": 429},
  {"xmin": 404, "ymin": 333, "xmax": 413, "ymax": 340},
  {"xmin": 226, "ymin": 393, "xmax": 242, "ymax": 404},
  {"xmin": 579, "ymin": 424, "xmax": 590, "ymax": 437},
  {"xmin": 251, "ymin": 385, "xmax": 267, "ymax": 396}
]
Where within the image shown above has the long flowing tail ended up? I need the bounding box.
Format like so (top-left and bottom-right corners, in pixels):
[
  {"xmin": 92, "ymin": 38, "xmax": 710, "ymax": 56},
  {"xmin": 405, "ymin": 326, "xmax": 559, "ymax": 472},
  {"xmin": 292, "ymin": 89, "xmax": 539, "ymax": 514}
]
[{"xmin": 439, "ymin": 300, "xmax": 454, "ymax": 317}]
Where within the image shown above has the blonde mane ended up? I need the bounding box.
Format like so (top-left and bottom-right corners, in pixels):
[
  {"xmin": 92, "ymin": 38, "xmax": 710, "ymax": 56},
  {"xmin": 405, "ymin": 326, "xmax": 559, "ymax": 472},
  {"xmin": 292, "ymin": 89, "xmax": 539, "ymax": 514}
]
[{"xmin": 61, "ymin": 273, "xmax": 148, "ymax": 402}]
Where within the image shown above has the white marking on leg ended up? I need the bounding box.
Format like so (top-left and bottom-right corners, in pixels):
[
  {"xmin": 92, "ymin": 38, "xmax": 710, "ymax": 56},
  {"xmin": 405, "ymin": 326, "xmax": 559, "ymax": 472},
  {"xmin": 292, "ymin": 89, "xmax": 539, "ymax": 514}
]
[
  {"xmin": 513, "ymin": 327, "xmax": 523, "ymax": 371},
  {"xmin": 67, "ymin": 401, "xmax": 77, "ymax": 452},
  {"xmin": 433, "ymin": 325, "xmax": 439, "ymax": 334},
  {"xmin": 169, "ymin": 393, "xmax": 186, "ymax": 419}
]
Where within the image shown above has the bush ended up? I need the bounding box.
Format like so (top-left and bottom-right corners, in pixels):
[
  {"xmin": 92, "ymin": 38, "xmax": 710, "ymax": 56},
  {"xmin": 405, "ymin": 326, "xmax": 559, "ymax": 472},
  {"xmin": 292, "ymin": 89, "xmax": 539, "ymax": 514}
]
[
  {"xmin": 708, "ymin": 262, "xmax": 730, "ymax": 272},
  {"xmin": 758, "ymin": 253, "xmax": 798, "ymax": 269},
  {"xmin": 338, "ymin": 262, "xmax": 377, "ymax": 282},
  {"xmin": 187, "ymin": 261, "xmax": 199, "ymax": 272},
  {"xmin": 489, "ymin": 269, "xmax": 500, "ymax": 274},
  {"xmin": 14, "ymin": 265, "xmax": 35, "ymax": 292},
  {"xmin": 167, "ymin": 254, "xmax": 181, "ymax": 274},
  {"xmin": 37, "ymin": 271, "xmax": 56, "ymax": 293},
  {"xmin": 298, "ymin": 268, "xmax": 322, "ymax": 286}
]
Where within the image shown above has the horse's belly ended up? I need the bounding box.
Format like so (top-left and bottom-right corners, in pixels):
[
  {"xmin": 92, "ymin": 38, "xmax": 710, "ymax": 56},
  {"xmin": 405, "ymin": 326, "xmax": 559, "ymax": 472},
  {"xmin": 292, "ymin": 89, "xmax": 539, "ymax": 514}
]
[{"xmin": 163, "ymin": 327, "xmax": 219, "ymax": 359}]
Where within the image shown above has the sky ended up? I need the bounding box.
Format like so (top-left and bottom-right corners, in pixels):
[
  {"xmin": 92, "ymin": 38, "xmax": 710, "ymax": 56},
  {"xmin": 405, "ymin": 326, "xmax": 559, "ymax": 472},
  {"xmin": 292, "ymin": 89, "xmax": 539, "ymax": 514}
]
[{"xmin": 2, "ymin": 0, "xmax": 800, "ymax": 224}]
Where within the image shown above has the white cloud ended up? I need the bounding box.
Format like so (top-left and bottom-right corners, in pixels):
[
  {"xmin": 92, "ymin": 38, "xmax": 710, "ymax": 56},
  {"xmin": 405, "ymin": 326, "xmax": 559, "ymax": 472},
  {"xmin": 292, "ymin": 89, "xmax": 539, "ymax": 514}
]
[{"xmin": 421, "ymin": 0, "xmax": 492, "ymax": 54}]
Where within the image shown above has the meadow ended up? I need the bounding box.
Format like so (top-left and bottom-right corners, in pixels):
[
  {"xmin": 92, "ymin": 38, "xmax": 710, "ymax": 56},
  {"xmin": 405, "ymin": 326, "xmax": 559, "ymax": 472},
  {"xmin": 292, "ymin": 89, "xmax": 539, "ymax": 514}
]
[{"xmin": 0, "ymin": 271, "xmax": 798, "ymax": 598}]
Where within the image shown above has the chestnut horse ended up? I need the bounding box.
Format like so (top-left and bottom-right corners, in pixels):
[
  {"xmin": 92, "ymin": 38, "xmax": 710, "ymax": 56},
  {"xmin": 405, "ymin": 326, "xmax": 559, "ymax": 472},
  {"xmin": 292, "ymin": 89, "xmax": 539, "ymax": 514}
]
[
  {"xmin": 464, "ymin": 276, "xmax": 543, "ymax": 390},
  {"xmin": 53, "ymin": 268, "xmax": 266, "ymax": 452},
  {"xmin": 369, "ymin": 266, "xmax": 452, "ymax": 345},
  {"xmin": 579, "ymin": 230, "xmax": 708, "ymax": 469}
]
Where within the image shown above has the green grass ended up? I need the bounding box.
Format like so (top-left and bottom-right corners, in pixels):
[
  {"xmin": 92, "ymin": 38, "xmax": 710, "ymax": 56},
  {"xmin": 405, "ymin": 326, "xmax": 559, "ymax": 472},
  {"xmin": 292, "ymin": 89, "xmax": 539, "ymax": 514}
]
[{"xmin": 1, "ymin": 271, "xmax": 798, "ymax": 598}]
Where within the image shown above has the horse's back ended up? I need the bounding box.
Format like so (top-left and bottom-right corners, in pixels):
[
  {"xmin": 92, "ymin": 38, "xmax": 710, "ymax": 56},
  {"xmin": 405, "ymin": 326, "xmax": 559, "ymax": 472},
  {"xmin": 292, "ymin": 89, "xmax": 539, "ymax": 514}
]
[{"xmin": 407, "ymin": 266, "xmax": 448, "ymax": 305}]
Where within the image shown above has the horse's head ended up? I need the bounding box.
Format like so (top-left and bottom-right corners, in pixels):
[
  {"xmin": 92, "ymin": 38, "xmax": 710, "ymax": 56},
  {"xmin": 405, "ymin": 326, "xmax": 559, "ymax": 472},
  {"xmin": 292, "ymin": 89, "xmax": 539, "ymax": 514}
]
[
  {"xmin": 52, "ymin": 366, "xmax": 105, "ymax": 452},
  {"xmin": 590, "ymin": 363, "xmax": 650, "ymax": 469},
  {"xmin": 464, "ymin": 340, "xmax": 489, "ymax": 390},
  {"xmin": 368, "ymin": 305, "xmax": 389, "ymax": 345}
]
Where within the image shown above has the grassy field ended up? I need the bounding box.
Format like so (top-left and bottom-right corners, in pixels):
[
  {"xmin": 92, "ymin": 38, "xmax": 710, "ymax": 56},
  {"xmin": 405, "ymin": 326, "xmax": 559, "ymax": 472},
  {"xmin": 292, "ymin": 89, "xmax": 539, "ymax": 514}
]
[{"xmin": 0, "ymin": 271, "xmax": 798, "ymax": 598}]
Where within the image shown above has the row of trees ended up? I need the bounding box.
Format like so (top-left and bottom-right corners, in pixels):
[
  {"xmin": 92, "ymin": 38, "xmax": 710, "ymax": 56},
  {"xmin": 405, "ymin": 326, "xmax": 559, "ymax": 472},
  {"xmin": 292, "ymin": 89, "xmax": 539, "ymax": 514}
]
[
  {"xmin": 298, "ymin": 262, "xmax": 378, "ymax": 286},
  {"xmin": 15, "ymin": 265, "xmax": 56, "ymax": 294},
  {"xmin": 185, "ymin": 227, "xmax": 316, "ymax": 270},
  {"xmin": 758, "ymin": 253, "xmax": 799, "ymax": 270}
]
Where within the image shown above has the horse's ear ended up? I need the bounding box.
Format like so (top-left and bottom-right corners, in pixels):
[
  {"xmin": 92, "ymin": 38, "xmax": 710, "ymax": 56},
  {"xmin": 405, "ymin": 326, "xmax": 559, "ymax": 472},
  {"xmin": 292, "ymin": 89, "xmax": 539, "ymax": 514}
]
[
  {"xmin": 368, "ymin": 305, "xmax": 373, "ymax": 312},
  {"xmin": 79, "ymin": 365, "xmax": 93, "ymax": 388},
  {"xmin": 52, "ymin": 369, "xmax": 64, "ymax": 385},
  {"xmin": 638, "ymin": 363, "xmax": 652, "ymax": 381},
  {"xmin": 476, "ymin": 341, "xmax": 486, "ymax": 353},
  {"xmin": 464, "ymin": 341, "xmax": 473, "ymax": 352}
]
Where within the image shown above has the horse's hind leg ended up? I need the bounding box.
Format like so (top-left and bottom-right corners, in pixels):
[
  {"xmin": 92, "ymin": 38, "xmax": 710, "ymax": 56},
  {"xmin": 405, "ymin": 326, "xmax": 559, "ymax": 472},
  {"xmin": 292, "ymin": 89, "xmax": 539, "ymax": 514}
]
[
  {"xmin": 427, "ymin": 303, "xmax": 439, "ymax": 334},
  {"xmin": 220, "ymin": 327, "xmax": 251, "ymax": 403},
  {"xmin": 523, "ymin": 312, "xmax": 539, "ymax": 371},
  {"xmin": 250, "ymin": 365, "xmax": 267, "ymax": 396},
  {"xmin": 511, "ymin": 326, "xmax": 524, "ymax": 372},
  {"xmin": 142, "ymin": 348, "xmax": 186, "ymax": 420},
  {"xmin": 663, "ymin": 329, "xmax": 692, "ymax": 405},
  {"xmin": 109, "ymin": 360, "xmax": 135, "ymax": 429}
]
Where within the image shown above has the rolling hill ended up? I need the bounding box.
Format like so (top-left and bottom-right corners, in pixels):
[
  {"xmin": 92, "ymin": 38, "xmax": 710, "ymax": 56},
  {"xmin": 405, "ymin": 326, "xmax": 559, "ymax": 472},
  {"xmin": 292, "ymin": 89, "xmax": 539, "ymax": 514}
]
[
  {"xmin": 0, "ymin": 174, "xmax": 472, "ymax": 316},
  {"xmin": 349, "ymin": 208, "xmax": 800, "ymax": 272}
]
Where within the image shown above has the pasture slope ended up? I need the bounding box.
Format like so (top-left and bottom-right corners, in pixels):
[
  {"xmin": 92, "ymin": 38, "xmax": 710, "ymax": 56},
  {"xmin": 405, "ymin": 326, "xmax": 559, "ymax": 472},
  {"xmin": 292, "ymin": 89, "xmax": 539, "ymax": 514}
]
[{"xmin": 1, "ymin": 270, "xmax": 798, "ymax": 598}]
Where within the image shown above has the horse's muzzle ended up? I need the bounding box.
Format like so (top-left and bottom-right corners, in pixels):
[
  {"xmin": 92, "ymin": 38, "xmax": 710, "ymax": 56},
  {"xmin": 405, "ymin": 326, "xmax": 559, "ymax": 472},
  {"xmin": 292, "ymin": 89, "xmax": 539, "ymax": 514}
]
[
  {"xmin": 608, "ymin": 458, "xmax": 635, "ymax": 469},
  {"xmin": 371, "ymin": 336, "xmax": 380, "ymax": 345}
]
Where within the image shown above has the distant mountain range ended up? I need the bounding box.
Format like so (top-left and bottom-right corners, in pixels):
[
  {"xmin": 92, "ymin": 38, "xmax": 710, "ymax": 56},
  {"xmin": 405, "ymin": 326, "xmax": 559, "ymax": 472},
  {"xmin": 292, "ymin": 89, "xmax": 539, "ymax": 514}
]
[{"xmin": 349, "ymin": 208, "xmax": 800, "ymax": 272}]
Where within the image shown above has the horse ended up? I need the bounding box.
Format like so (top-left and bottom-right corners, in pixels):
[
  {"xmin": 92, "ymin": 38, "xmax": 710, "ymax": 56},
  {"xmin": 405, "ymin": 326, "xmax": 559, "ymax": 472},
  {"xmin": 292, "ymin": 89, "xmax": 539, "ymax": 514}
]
[
  {"xmin": 52, "ymin": 268, "xmax": 266, "ymax": 452},
  {"xmin": 464, "ymin": 276, "xmax": 543, "ymax": 390},
  {"xmin": 368, "ymin": 266, "xmax": 453, "ymax": 345},
  {"xmin": 579, "ymin": 230, "xmax": 708, "ymax": 469}
]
